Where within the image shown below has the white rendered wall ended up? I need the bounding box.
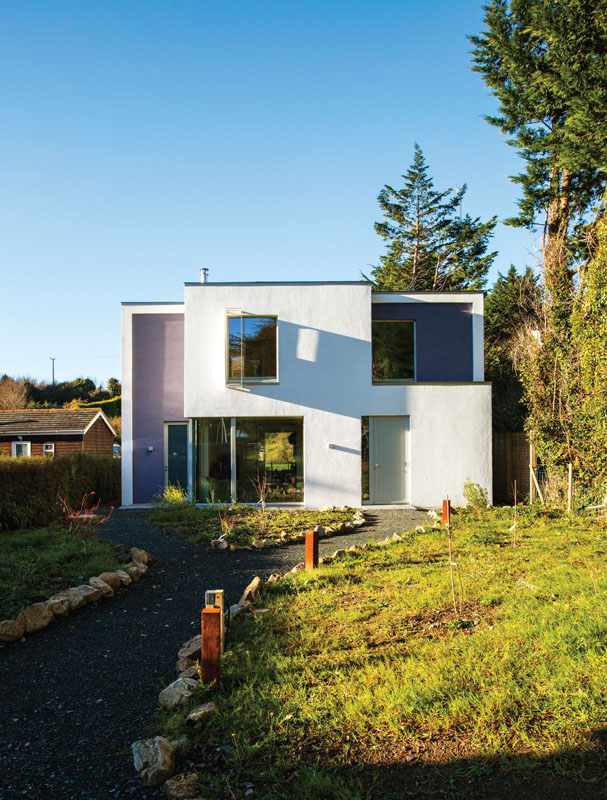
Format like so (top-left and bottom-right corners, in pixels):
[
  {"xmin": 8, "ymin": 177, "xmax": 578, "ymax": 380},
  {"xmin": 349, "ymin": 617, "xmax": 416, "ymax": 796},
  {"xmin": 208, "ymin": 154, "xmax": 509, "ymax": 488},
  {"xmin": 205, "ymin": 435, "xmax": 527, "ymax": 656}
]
[{"xmin": 183, "ymin": 284, "xmax": 491, "ymax": 508}]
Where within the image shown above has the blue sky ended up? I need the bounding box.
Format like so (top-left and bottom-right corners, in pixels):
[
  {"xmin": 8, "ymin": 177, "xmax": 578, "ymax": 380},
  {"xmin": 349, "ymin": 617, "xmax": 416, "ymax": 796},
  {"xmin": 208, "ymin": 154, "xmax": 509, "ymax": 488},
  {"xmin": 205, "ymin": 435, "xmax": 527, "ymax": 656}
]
[{"xmin": 1, "ymin": 0, "xmax": 538, "ymax": 385}]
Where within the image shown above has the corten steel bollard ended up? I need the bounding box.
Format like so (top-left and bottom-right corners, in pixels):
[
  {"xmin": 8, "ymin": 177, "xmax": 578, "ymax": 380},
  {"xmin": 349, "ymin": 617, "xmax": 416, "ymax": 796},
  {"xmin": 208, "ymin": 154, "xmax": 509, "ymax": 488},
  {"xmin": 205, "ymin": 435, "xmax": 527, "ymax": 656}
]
[
  {"xmin": 201, "ymin": 607, "xmax": 221, "ymax": 683},
  {"xmin": 305, "ymin": 529, "xmax": 319, "ymax": 571},
  {"xmin": 442, "ymin": 498, "xmax": 451, "ymax": 526}
]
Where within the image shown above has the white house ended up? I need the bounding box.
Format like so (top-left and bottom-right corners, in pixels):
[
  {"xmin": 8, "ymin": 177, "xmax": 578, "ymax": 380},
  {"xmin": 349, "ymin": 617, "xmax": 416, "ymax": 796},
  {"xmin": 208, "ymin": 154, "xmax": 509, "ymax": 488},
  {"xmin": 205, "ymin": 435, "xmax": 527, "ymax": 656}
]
[{"xmin": 121, "ymin": 279, "xmax": 491, "ymax": 508}]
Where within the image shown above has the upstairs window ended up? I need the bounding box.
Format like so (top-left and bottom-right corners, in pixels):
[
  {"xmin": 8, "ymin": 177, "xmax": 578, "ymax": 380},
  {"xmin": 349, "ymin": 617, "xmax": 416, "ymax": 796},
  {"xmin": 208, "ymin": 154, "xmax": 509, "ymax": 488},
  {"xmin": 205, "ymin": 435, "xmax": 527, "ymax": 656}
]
[
  {"xmin": 228, "ymin": 315, "xmax": 277, "ymax": 383},
  {"xmin": 372, "ymin": 320, "xmax": 415, "ymax": 382}
]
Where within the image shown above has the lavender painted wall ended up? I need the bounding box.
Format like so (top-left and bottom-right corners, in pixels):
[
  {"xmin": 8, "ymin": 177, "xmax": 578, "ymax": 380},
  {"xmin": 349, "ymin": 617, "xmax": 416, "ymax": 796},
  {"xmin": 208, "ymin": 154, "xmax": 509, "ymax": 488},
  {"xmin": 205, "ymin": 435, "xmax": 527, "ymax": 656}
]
[
  {"xmin": 372, "ymin": 302, "xmax": 473, "ymax": 381},
  {"xmin": 132, "ymin": 314, "xmax": 185, "ymax": 503}
]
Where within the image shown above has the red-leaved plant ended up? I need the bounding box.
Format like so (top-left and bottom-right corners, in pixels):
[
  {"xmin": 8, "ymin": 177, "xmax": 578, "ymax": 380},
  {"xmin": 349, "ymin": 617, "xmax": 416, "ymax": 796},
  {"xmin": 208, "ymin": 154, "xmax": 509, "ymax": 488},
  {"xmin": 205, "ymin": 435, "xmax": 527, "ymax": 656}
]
[{"xmin": 57, "ymin": 492, "xmax": 114, "ymax": 552}]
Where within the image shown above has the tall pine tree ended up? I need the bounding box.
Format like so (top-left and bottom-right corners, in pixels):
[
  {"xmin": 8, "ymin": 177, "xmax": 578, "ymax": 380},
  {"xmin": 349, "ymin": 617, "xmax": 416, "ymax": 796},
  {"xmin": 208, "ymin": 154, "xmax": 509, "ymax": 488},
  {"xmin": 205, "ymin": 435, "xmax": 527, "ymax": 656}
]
[
  {"xmin": 370, "ymin": 144, "xmax": 497, "ymax": 291},
  {"xmin": 470, "ymin": 0, "xmax": 607, "ymax": 325}
]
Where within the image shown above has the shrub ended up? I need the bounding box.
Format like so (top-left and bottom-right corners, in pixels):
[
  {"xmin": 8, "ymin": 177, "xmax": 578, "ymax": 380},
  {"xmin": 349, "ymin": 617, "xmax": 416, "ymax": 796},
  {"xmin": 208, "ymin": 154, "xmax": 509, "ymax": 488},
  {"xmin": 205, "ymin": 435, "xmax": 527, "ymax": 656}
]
[
  {"xmin": 0, "ymin": 454, "xmax": 120, "ymax": 531},
  {"xmin": 152, "ymin": 483, "xmax": 191, "ymax": 508},
  {"xmin": 77, "ymin": 395, "xmax": 121, "ymax": 418},
  {"xmin": 463, "ymin": 479, "xmax": 489, "ymax": 509}
]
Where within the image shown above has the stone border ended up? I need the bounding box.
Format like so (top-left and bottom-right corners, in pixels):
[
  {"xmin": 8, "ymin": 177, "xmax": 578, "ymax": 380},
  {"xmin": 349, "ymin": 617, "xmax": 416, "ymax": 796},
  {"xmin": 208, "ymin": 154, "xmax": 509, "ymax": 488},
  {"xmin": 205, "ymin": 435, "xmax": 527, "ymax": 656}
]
[
  {"xmin": 131, "ymin": 524, "xmax": 417, "ymax": 795},
  {"xmin": 210, "ymin": 507, "xmax": 366, "ymax": 550},
  {"xmin": 0, "ymin": 547, "xmax": 153, "ymax": 644}
]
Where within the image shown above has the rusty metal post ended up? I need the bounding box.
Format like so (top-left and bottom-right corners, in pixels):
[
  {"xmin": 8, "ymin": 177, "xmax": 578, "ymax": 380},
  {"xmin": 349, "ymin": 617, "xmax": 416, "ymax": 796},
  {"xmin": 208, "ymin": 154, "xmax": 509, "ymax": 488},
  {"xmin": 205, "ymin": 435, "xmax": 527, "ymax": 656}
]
[
  {"xmin": 201, "ymin": 607, "xmax": 221, "ymax": 683},
  {"xmin": 442, "ymin": 498, "xmax": 451, "ymax": 526},
  {"xmin": 305, "ymin": 529, "xmax": 318, "ymax": 571}
]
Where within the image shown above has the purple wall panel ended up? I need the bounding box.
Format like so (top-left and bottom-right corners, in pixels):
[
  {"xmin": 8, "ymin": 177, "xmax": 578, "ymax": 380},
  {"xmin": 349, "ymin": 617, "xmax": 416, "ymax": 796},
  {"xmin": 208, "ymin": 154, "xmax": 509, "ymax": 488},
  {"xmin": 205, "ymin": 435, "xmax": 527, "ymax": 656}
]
[
  {"xmin": 372, "ymin": 302, "xmax": 473, "ymax": 381},
  {"xmin": 132, "ymin": 314, "xmax": 185, "ymax": 503}
]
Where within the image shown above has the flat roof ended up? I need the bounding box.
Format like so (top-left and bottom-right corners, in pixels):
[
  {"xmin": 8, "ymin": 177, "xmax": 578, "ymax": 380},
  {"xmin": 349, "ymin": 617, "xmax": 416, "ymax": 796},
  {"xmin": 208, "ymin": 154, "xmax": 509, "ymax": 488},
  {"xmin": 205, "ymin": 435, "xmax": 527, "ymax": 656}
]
[
  {"xmin": 183, "ymin": 281, "xmax": 370, "ymax": 287},
  {"xmin": 121, "ymin": 301, "xmax": 184, "ymax": 306}
]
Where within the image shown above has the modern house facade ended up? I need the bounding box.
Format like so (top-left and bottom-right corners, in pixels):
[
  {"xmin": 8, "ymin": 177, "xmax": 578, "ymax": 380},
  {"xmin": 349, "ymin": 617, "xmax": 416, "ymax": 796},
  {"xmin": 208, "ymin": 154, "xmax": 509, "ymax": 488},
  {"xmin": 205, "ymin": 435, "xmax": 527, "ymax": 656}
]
[{"xmin": 122, "ymin": 281, "xmax": 492, "ymax": 508}]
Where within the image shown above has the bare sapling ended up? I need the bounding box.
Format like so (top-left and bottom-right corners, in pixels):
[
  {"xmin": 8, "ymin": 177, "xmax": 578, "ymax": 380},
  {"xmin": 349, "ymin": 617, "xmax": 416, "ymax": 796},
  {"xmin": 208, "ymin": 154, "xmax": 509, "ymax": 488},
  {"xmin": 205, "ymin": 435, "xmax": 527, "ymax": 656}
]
[
  {"xmin": 249, "ymin": 468, "xmax": 269, "ymax": 512},
  {"xmin": 445, "ymin": 496, "xmax": 462, "ymax": 615},
  {"xmin": 509, "ymin": 479, "xmax": 518, "ymax": 547}
]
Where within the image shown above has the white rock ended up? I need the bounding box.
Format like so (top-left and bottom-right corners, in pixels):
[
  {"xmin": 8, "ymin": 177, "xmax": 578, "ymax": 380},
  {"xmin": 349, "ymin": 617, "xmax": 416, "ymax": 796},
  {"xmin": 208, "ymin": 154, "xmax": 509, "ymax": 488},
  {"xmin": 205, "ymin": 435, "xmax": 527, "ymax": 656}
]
[
  {"xmin": 239, "ymin": 576, "xmax": 262, "ymax": 606},
  {"xmin": 132, "ymin": 736, "xmax": 175, "ymax": 787},
  {"xmin": 46, "ymin": 595, "xmax": 70, "ymax": 617},
  {"xmin": 17, "ymin": 603, "xmax": 54, "ymax": 633},
  {"xmin": 115, "ymin": 569, "xmax": 133, "ymax": 586},
  {"xmin": 289, "ymin": 562, "xmax": 305, "ymax": 574},
  {"xmin": 89, "ymin": 576, "xmax": 113, "ymax": 597},
  {"xmin": 186, "ymin": 700, "xmax": 218, "ymax": 725},
  {"xmin": 158, "ymin": 677, "xmax": 198, "ymax": 710},
  {"xmin": 178, "ymin": 635, "xmax": 201, "ymax": 661},
  {"xmin": 130, "ymin": 547, "xmax": 152, "ymax": 565},
  {"xmin": 211, "ymin": 538, "xmax": 228, "ymax": 550},
  {"xmin": 0, "ymin": 619, "xmax": 24, "ymax": 642}
]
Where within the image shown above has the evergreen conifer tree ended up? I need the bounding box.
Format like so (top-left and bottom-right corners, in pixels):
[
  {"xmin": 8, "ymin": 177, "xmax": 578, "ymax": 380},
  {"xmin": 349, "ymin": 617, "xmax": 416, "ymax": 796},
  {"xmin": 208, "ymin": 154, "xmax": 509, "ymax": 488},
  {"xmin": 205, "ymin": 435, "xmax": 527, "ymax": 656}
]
[{"xmin": 370, "ymin": 144, "xmax": 497, "ymax": 291}]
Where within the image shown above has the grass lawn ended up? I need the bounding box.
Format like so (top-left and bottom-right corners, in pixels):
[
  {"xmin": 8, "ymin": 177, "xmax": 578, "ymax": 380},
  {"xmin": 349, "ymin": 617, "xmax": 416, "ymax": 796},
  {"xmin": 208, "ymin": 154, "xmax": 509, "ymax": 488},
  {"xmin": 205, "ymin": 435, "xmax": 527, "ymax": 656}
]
[
  {"xmin": 147, "ymin": 503, "xmax": 357, "ymax": 548},
  {"xmin": 0, "ymin": 525, "xmax": 127, "ymax": 619},
  {"xmin": 152, "ymin": 507, "xmax": 607, "ymax": 799}
]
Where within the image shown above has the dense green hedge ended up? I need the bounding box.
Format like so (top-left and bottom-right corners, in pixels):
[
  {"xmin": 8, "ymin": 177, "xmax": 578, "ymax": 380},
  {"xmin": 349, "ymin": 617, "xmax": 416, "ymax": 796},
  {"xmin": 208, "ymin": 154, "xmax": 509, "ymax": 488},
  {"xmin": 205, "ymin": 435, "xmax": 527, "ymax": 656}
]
[
  {"xmin": 0, "ymin": 454, "xmax": 121, "ymax": 531},
  {"xmin": 78, "ymin": 396, "xmax": 121, "ymax": 418}
]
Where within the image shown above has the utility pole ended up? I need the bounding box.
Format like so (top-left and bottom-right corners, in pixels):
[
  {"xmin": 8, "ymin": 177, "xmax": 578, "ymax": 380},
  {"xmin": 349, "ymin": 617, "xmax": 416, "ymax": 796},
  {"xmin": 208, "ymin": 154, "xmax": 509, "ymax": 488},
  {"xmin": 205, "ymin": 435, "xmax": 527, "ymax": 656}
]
[{"xmin": 50, "ymin": 357, "xmax": 56, "ymax": 384}]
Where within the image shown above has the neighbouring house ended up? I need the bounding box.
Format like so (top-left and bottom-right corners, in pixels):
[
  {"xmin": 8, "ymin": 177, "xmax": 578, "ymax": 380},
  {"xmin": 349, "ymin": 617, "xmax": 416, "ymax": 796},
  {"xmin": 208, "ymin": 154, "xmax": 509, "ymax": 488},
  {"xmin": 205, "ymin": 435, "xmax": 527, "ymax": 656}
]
[
  {"xmin": 121, "ymin": 280, "xmax": 492, "ymax": 508},
  {"xmin": 0, "ymin": 409, "xmax": 116, "ymax": 458}
]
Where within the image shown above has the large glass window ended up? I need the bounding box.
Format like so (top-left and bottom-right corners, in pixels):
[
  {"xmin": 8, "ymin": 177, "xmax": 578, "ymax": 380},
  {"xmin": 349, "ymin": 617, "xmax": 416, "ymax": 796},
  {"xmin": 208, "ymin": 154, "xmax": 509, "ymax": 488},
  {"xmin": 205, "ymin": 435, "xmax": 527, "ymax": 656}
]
[
  {"xmin": 194, "ymin": 417, "xmax": 303, "ymax": 503},
  {"xmin": 195, "ymin": 418, "xmax": 232, "ymax": 503},
  {"xmin": 372, "ymin": 320, "xmax": 415, "ymax": 382},
  {"xmin": 228, "ymin": 316, "xmax": 277, "ymax": 382},
  {"xmin": 236, "ymin": 418, "xmax": 303, "ymax": 503}
]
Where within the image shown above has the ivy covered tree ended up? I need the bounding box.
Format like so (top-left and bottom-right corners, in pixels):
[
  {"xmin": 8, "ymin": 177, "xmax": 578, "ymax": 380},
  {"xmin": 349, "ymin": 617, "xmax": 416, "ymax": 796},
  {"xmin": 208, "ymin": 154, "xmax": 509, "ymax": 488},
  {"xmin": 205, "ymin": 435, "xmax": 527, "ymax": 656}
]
[
  {"xmin": 369, "ymin": 144, "xmax": 497, "ymax": 291},
  {"xmin": 484, "ymin": 266, "xmax": 540, "ymax": 432},
  {"xmin": 570, "ymin": 209, "xmax": 607, "ymax": 475}
]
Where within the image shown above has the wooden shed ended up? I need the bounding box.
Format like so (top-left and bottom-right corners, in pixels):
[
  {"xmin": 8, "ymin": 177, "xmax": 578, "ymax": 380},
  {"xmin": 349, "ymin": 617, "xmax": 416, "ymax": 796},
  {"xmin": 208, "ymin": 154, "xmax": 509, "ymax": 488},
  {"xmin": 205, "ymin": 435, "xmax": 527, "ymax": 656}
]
[{"xmin": 0, "ymin": 409, "xmax": 116, "ymax": 458}]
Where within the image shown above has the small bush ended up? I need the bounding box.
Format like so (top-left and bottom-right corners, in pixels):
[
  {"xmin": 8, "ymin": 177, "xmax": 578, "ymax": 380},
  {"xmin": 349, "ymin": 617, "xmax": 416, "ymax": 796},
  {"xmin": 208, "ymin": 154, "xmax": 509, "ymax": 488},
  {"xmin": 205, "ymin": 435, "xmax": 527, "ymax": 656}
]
[
  {"xmin": 463, "ymin": 479, "xmax": 489, "ymax": 509},
  {"xmin": 0, "ymin": 454, "xmax": 120, "ymax": 531},
  {"xmin": 152, "ymin": 483, "xmax": 191, "ymax": 508}
]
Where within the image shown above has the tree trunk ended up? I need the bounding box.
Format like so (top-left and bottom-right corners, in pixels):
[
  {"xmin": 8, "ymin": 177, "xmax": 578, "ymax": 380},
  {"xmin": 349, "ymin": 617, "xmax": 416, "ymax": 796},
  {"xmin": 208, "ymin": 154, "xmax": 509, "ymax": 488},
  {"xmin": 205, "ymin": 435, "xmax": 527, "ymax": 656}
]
[{"xmin": 544, "ymin": 167, "xmax": 573, "ymax": 332}]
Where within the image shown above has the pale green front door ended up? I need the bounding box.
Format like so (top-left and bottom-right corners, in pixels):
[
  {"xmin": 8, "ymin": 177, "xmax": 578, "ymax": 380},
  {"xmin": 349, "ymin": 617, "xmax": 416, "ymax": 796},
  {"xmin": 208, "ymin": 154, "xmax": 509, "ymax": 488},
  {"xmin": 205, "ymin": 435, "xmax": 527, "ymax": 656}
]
[{"xmin": 370, "ymin": 416, "xmax": 409, "ymax": 504}]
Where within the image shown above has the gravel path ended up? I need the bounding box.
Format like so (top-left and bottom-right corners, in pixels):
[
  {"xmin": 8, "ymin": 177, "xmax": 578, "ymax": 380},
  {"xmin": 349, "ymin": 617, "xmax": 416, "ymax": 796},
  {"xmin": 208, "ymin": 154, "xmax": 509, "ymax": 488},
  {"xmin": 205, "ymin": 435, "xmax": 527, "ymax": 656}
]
[{"xmin": 0, "ymin": 507, "xmax": 427, "ymax": 800}]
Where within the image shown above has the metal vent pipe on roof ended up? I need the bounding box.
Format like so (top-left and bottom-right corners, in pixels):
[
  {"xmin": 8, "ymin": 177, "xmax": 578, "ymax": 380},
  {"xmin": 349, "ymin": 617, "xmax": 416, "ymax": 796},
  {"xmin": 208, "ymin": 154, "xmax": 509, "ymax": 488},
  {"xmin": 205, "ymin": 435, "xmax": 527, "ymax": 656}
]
[{"xmin": 200, "ymin": 268, "xmax": 209, "ymax": 283}]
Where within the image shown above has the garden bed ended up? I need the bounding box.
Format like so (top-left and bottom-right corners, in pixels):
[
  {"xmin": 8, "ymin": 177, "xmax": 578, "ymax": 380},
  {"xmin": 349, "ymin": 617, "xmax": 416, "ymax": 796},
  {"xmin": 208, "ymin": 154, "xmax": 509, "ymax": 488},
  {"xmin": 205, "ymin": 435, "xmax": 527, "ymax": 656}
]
[
  {"xmin": 147, "ymin": 503, "xmax": 359, "ymax": 548},
  {"xmin": 150, "ymin": 507, "xmax": 607, "ymax": 799},
  {"xmin": 0, "ymin": 524, "xmax": 127, "ymax": 619}
]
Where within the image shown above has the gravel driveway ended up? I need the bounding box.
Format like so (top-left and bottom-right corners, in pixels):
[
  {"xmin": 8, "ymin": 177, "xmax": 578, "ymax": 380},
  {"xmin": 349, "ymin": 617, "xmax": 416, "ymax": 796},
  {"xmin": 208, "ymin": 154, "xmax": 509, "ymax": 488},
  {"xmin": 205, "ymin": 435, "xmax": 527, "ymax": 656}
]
[{"xmin": 0, "ymin": 507, "xmax": 427, "ymax": 800}]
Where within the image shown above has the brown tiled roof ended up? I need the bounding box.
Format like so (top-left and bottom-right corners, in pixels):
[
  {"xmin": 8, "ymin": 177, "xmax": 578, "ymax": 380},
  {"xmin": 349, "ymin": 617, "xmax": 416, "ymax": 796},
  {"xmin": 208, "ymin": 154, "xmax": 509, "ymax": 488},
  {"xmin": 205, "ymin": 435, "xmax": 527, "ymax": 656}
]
[{"xmin": 0, "ymin": 409, "xmax": 106, "ymax": 435}]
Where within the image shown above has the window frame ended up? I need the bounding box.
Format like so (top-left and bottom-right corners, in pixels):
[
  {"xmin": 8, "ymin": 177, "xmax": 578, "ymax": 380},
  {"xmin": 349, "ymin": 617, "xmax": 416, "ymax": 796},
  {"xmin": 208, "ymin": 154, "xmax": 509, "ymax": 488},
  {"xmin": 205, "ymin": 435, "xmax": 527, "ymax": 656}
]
[
  {"xmin": 226, "ymin": 313, "xmax": 279, "ymax": 386},
  {"xmin": 371, "ymin": 318, "xmax": 416, "ymax": 384},
  {"xmin": 12, "ymin": 441, "xmax": 31, "ymax": 457},
  {"xmin": 43, "ymin": 442, "xmax": 55, "ymax": 457}
]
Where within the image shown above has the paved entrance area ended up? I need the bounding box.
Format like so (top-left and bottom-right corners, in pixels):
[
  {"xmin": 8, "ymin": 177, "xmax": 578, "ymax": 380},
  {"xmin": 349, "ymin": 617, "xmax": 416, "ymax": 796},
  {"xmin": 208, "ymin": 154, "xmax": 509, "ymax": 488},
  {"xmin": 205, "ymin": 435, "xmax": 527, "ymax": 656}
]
[{"xmin": 0, "ymin": 508, "xmax": 427, "ymax": 799}]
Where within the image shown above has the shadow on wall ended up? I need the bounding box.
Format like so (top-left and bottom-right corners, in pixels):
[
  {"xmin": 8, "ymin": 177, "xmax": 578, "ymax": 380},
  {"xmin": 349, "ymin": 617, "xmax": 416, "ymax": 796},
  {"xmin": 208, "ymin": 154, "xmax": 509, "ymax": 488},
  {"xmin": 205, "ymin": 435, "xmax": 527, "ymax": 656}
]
[{"xmin": 228, "ymin": 320, "xmax": 371, "ymax": 417}]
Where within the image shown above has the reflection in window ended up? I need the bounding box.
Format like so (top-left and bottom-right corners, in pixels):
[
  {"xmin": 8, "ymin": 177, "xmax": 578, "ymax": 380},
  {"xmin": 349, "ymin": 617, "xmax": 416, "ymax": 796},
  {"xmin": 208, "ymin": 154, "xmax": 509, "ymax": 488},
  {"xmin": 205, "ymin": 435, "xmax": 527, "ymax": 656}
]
[
  {"xmin": 361, "ymin": 417, "xmax": 369, "ymax": 501},
  {"xmin": 236, "ymin": 418, "xmax": 303, "ymax": 503},
  {"xmin": 372, "ymin": 320, "xmax": 415, "ymax": 382},
  {"xmin": 194, "ymin": 417, "xmax": 304, "ymax": 504},
  {"xmin": 194, "ymin": 418, "xmax": 232, "ymax": 503},
  {"xmin": 228, "ymin": 316, "xmax": 277, "ymax": 381}
]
